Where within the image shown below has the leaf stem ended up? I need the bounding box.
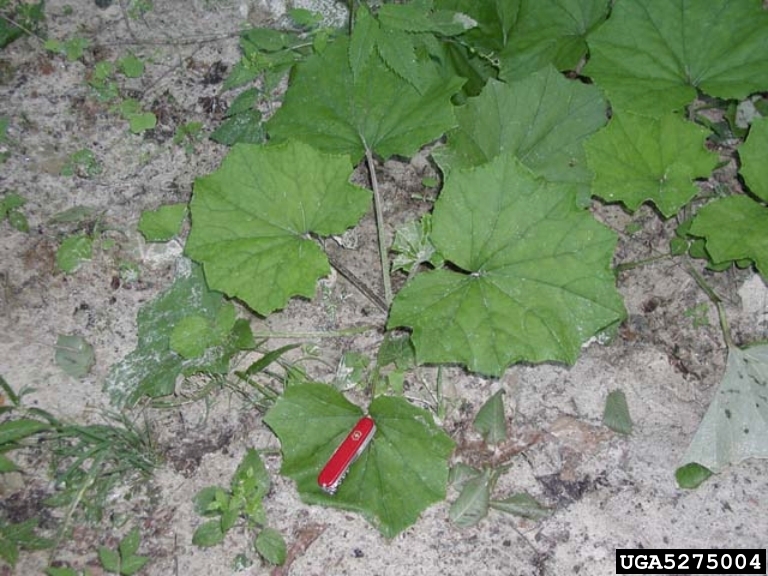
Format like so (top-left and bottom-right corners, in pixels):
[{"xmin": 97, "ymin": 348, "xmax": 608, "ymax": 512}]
[
  {"xmin": 365, "ymin": 147, "xmax": 393, "ymax": 306},
  {"xmin": 251, "ymin": 324, "xmax": 379, "ymax": 339},
  {"xmin": 684, "ymin": 262, "xmax": 735, "ymax": 349}
]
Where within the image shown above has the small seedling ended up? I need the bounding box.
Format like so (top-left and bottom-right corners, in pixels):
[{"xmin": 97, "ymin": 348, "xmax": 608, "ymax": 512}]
[
  {"xmin": 117, "ymin": 54, "xmax": 144, "ymax": 78},
  {"xmin": 56, "ymin": 234, "xmax": 93, "ymax": 273},
  {"xmin": 192, "ymin": 449, "xmax": 285, "ymax": 565},
  {"xmin": 89, "ymin": 61, "xmax": 119, "ymax": 102},
  {"xmin": 44, "ymin": 37, "xmax": 90, "ymax": 61},
  {"xmin": 0, "ymin": 191, "xmax": 28, "ymax": 232},
  {"xmin": 449, "ymin": 391, "xmax": 550, "ymax": 528},
  {"xmin": 683, "ymin": 303, "xmax": 710, "ymax": 328},
  {"xmin": 97, "ymin": 527, "xmax": 149, "ymax": 576},
  {"xmin": 173, "ymin": 122, "xmax": 205, "ymax": 154},
  {"xmin": 118, "ymin": 99, "xmax": 156, "ymax": 134},
  {"xmin": 60, "ymin": 149, "xmax": 102, "ymax": 178}
]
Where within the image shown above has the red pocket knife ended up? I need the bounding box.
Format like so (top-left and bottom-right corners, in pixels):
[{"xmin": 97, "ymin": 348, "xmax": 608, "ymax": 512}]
[{"xmin": 318, "ymin": 416, "xmax": 376, "ymax": 494}]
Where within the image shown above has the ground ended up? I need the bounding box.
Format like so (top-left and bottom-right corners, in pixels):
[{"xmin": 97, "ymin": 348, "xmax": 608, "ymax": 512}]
[{"xmin": 1, "ymin": 1, "xmax": 767, "ymax": 575}]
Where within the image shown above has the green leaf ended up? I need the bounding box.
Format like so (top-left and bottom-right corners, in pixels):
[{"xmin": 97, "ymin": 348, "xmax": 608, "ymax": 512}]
[
  {"xmin": 56, "ymin": 235, "xmax": 93, "ymax": 273},
  {"xmin": 0, "ymin": 453, "xmax": 20, "ymax": 473},
  {"xmin": 0, "ymin": 419, "xmax": 49, "ymax": 445},
  {"xmin": 49, "ymin": 205, "xmax": 96, "ymax": 224},
  {"xmin": 54, "ymin": 334, "xmax": 95, "ymax": 378},
  {"xmin": 120, "ymin": 553, "xmax": 149, "ymax": 576},
  {"xmin": 389, "ymin": 154, "xmax": 625, "ymax": 376},
  {"xmin": 193, "ymin": 486, "xmax": 226, "ymax": 516},
  {"xmin": 391, "ymin": 215, "xmax": 444, "ymax": 274},
  {"xmin": 138, "ymin": 203, "xmax": 187, "ymax": 242},
  {"xmin": 170, "ymin": 315, "xmax": 215, "ymax": 359},
  {"xmin": 434, "ymin": 0, "xmax": 516, "ymax": 55},
  {"xmin": 7, "ymin": 210, "xmax": 29, "ymax": 233},
  {"xmin": 689, "ymin": 195, "xmax": 768, "ymax": 281},
  {"xmin": 377, "ymin": 2, "xmax": 438, "ymax": 32},
  {"xmin": 473, "ymin": 389, "xmax": 506, "ymax": 444},
  {"xmin": 98, "ymin": 547, "xmax": 121, "ymax": 573},
  {"xmin": 435, "ymin": 71, "xmax": 607, "ymax": 199},
  {"xmin": 118, "ymin": 54, "xmax": 144, "ymax": 78},
  {"xmin": 349, "ymin": 4, "xmax": 378, "ymax": 81},
  {"xmin": 192, "ymin": 520, "xmax": 226, "ymax": 547},
  {"xmin": 497, "ymin": 0, "xmax": 610, "ymax": 79},
  {"xmin": 127, "ymin": 112, "xmax": 157, "ymax": 134},
  {"xmin": 185, "ymin": 141, "xmax": 371, "ymax": 316},
  {"xmin": 681, "ymin": 344, "xmax": 768, "ymax": 473},
  {"xmin": 584, "ymin": 0, "xmax": 768, "ymax": 116},
  {"xmin": 739, "ymin": 116, "xmax": 768, "ymax": 202},
  {"xmin": 0, "ymin": 192, "xmax": 25, "ymax": 215},
  {"xmin": 45, "ymin": 568, "xmax": 83, "ymax": 576},
  {"xmin": 210, "ymin": 110, "xmax": 265, "ymax": 146},
  {"xmin": 489, "ymin": 492, "xmax": 551, "ymax": 520},
  {"xmin": 675, "ymin": 462, "xmax": 713, "ymax": 489},
  {"xmin": 118, "ymin": 527, "xmax": 141, "ymax": 558},
  {"xmin": 585, "ymin": 110, "xmax": 718, "ymax": 217},
  {"xmin": 241, "ymin": 27, "xmax": 295, "ymax": 52},
  {"xmin": 448, "ymin": 463, "xmax": 482, "ymax": 492},
  {"xmin": 225, "ymin": 89, "xmax": 258, "ymax": 118},
  {"xmin": 0, "ymin": 537, "xmax": 18, "ymax": 567},
  {"xmin": 264, "ymin": 383, "xmax": 455, "ymax": 538},
  {"xmin": 449, "ymin": 468, "xmax": 492, "ymax": 528},
  {"xmin": 232, "ymin": 448, "xmax": 270, "ymax": 500},
  {"xmin": 254, "ymin": 528, "xmax": 286, "ymax": 565},
  {"xmin": 375, "ymin": 27, "xmax": 424, "ymax": 92},
  {"xmin": 266, "ymin": 37, "xmax": 464, "ymax": 161},
  {"xmin": 104, "ymin": 262, "xmax": 252, "ymax": 406},
  {"xmin": 602, "ymin": 389, "xmax": 632, "ymax": 435}
]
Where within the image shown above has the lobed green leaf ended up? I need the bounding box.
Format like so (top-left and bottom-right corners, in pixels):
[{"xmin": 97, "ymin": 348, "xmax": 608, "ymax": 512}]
[
  {"xmin": 585, "ymin": 110, "xmax": 718, "ymax": 217},
  {"xmin": 266, "ymin": 37, "xmax": 464, "ymax": 161},
  {"xmin": 264, "ymin": 383, "xmax": 454, "ymax": 538},
  {"xmin": 585, "ymin": 0, "xmax": 768, "ymax": 115},
  {"xmin": 689, "ymin": 195, "xmax": 768, "ymax": 281},
  {"xmin": 389, "ymin": 154, "xmax": 625, "ymax": 376},
  {"xmin": 435, "ymin": 70, "xmax": 606, "ymax": 200},
  {"xmin": 185, "ymin": 140, "xmax": 371, "ymax": 315}
]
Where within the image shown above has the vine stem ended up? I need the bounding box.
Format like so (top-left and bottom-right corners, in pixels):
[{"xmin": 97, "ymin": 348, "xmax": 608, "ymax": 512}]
[
  {"xmin": 685, "ymin": 262, "xmax": 735, "ymax": 350},
  {"xmin": 251, "ymin": 324, "xmax": 379, "ymax": 339},
  {"xmin": 365, "ymin": 146, "xmax": 393, "ymax": 306}
]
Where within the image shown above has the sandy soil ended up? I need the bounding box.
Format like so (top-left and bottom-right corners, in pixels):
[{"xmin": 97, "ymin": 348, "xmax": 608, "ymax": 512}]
[{"xmin": 1, "ymin": 1, "xmax": 767, "ymax": 575}]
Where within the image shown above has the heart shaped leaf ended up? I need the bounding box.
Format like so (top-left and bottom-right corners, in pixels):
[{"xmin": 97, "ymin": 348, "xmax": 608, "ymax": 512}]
[
  {"xmin": 263, "ymin": 383, "xmax": 455, "ymax": 538},
  {"xmin": 689, "ymin": 195, "xmax": 768, "ymax": 281},
  {"xmin": 185, "ymin": 141, "xmax": 371, "ymax": 315},
  {"xmin": 435, "ymin": 71, "xmax": 607, "ymax": 199},
  {"xmin": 266, "ymin": 37, "xmax": 464, "ymax": 161},
  {"xmin": 388, "ymin": 154, "xmax": 625, "ymax": 376},
  {"xmin": 681, "ymin": 344, "xmax": 768, "ymax": 473},
  {"xmin": 585, "ymin": 110, "xmax": 718, "ymax": 217},
  {"xmin": 584, "ymin": 0, "xmax": 768, "ymax": 115}
]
